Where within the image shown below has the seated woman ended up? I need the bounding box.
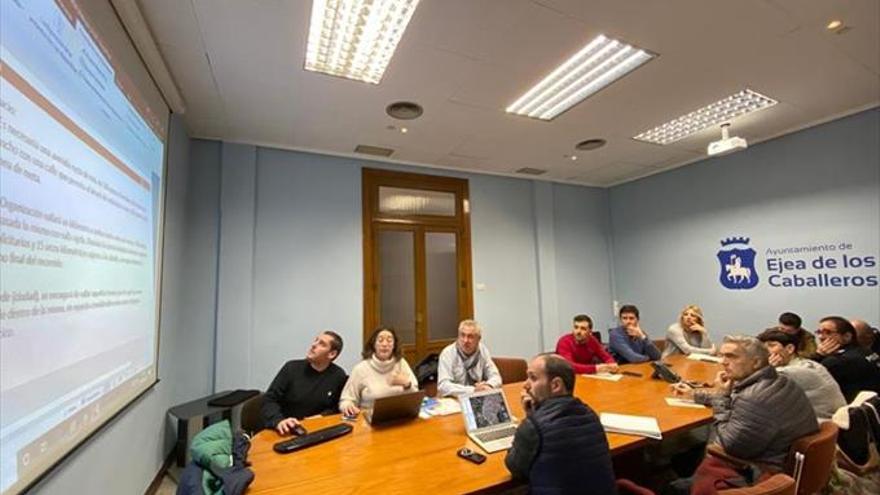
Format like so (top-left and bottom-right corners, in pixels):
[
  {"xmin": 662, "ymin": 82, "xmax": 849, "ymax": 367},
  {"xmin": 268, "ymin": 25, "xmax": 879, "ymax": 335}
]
[
  {"xmin": 339, "ymin": 326, "xmax": 419, "ymax": 417},
  {"xmin": 662, "ymin": 305, "xmax": 716, "ymax": 358}
]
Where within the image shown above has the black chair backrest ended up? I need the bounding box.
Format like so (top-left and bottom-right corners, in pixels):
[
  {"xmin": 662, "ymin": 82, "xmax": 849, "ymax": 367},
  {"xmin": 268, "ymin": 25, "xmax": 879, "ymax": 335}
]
[
  {"xmin": 414, "ymin": 353, "xmax": 439, "ymax": 388},
  {"xmin": 240, "ymin": 393, "xmax": 265, "ymax": 434}
]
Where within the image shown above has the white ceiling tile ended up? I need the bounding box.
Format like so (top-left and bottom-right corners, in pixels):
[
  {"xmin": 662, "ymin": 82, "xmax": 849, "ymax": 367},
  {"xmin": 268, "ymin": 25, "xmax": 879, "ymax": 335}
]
[{"xmin": 136, "ymin": 0, "xmax": 879, "ymax": 186}]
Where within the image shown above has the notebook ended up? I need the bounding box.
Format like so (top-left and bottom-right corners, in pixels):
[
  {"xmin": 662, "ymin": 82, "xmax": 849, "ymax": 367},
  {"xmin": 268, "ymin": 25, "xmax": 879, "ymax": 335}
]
[
  {"xmin": 459, "ymin": 389, "xmax": 518, "ymax": 453},
  {"xmin": 687, "ymin": 353, "xmax": 722, "ymax": 363},
  {"xmin": 582, "ymin": 373, "xmax": 623, "ymax": 382},
  {"xmin": 599, "ymin": 412, "xmax": 662, "ymax": 440},
  {"xmin": 363, "ymin": 389, "xmax": 426, "ymax": 426}
]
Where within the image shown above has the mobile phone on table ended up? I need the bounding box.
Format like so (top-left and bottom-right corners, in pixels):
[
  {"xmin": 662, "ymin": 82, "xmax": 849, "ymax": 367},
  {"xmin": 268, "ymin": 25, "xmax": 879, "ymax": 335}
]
[{"xmin": 457, "ymin": 447, "xmax": 486, "ymax": 464}]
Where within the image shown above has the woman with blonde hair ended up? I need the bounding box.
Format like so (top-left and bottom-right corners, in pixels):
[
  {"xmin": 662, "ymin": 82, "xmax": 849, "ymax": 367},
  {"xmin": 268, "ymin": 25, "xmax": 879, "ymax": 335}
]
[{"xmin": 662, "ymin": 305, "xmax": 716, "ymax": 358}]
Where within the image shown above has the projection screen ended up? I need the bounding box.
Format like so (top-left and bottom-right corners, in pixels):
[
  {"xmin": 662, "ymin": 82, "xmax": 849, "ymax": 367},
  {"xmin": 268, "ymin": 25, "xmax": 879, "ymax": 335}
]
[{"xmin": 1, "ymin": 0, "xmax": 169, "ymax": 492}]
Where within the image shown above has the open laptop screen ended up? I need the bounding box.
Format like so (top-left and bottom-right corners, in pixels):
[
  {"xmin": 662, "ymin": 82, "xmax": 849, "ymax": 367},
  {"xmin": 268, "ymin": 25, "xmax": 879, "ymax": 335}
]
[{"xmin": 462, "ymin": 391, "xmax": 512, "ymax": 430}]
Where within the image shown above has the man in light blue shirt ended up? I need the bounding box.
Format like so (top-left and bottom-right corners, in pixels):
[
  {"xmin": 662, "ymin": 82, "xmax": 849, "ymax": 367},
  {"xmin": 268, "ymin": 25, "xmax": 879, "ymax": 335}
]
[{"xmin": 608, "ymin": 304, "xmax": 661, "ymax": 364}]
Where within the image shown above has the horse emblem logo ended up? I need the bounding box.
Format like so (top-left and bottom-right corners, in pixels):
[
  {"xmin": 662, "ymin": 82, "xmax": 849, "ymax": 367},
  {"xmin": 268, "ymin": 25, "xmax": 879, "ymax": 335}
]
[{"xmin": 717, "ymin": 237, "xmax": 759, "ymax": 290}]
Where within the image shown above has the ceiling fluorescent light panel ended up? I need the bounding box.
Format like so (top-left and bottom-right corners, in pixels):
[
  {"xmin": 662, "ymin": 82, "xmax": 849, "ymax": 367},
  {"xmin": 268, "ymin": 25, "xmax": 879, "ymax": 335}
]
[
  {"xmin": 305, "ymin": 0, "xmax": 421, "ymax": 84},
  {"xmin": 633, "ymin": 89, "xmax": 777, "ymax": 145},
  {"xmin": 506, "ymin": 35, "xmax": 655, "ymax": 121}
]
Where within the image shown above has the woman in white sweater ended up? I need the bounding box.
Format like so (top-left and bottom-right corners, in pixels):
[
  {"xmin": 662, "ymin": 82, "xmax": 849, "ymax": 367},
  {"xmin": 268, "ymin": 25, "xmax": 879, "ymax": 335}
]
[
  {"xmin": 662, "ymin": 305, "xmax": 716, "ymax": 358},
  {"xmin": 339, "ymin": 327, "xmax": 418, "ymax": 417}
]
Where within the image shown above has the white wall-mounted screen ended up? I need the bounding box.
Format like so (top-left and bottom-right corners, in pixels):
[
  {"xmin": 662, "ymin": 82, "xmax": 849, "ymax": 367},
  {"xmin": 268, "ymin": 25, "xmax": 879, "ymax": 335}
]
[{"xmin": 0, "ymin": 1, "xmax": 169, "ymax": 493}]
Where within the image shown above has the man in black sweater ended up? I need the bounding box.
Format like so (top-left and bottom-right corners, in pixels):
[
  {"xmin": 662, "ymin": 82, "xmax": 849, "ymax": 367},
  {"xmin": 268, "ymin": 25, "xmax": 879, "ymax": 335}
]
[
  {"xmin": 814, "ymin": 316, "xmax": 880, "ymax": 402},
  {"xmin": 505, "ymin": 353, "xmax": 616, "ymax": 495},
  {"xmin": 261, "ymin": 331, "xmax": 348, "ymax": 434}
]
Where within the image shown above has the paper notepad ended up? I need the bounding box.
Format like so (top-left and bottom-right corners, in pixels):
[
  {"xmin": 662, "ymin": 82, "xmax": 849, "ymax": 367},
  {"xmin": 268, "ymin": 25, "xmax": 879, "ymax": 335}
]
[
  {"xmin": 687, "ymin": 353, "xmax": 722, "ymax": 363},
  {"xmin": 600, "ymin": 413, "xmax": 662, "ymax": 440},
  {"xmin": 665, "ymin": 397, "xmax": 708, "ymax": 409},
  {"xmin": 582, "ymin": 373, "xmax": 623, "ymax": 382}
]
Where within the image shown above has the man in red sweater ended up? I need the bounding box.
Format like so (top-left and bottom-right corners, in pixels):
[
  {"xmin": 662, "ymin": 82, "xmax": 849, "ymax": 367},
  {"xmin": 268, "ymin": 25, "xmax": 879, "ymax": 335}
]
[{"xmin": 556, "ymin": 314, "xmax": 619, "ymax": 374}]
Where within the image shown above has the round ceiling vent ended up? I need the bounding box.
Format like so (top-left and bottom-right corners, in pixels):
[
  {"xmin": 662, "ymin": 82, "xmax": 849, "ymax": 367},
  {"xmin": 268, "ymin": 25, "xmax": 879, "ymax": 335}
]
[
  {"xmin": 575, "ymin": 138, "xmax": 607, "ymax": 151},
  {"xmin": 386, "ymin": 101, "xmax": 423, "ymax": 120}
]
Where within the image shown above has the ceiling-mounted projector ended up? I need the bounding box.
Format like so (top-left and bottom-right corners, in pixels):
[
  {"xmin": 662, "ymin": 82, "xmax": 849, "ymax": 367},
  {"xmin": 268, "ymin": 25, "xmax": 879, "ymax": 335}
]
[{"xmin": 707, "ymin": 123, "xmax": 747, "ymax": 156}]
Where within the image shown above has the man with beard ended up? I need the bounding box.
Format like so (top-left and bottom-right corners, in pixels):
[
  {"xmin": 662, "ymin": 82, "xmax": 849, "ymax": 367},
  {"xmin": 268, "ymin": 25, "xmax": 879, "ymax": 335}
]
[{"xmin": 505, "ymin": 353, "xmax": 615, "ymax": 495}]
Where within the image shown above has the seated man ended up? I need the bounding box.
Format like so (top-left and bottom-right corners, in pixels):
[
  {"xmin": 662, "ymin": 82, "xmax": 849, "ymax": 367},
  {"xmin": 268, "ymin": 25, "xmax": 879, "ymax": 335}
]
[
  {"xmin": 757, "ymin": 328, "xmax": 846, "ymax": 419},
  {"xmin": 262, "ymin": 331, "xmax": 348, "ymax": 435},
  {"xmin": 852, "ymin": 318, "xmax": 880, "ymax": 355},
  {"xmin": 555, "ymin": 314, "xmax": 618, "ymax": 374},
  {"xmin": 813, "ymin": 316, "xmax": 880, "ymax": 402},
  {"xmin": 671, "ymin": 336, "xmax": 818, "ymax": 492},
  {"xmin": 608, "ymin": 304, "xmax": 661, "ymax": 364},
  {"xmin": 437, "ymin": 319, "xmax": 502, "ymax": 397},
  {"xmin": 505, "ymin": 354, "xmax": 616, "ymax": 495},
  {"xmin": 778, "ymin": 311, "xmax": 817, "ymax": 356}
]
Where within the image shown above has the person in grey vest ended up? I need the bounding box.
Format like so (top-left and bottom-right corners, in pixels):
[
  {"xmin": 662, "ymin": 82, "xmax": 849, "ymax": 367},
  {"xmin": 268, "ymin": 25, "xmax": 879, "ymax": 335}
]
[{"xmin": 670, "ymin": 335, "xmax": 818, "ymax": 492}]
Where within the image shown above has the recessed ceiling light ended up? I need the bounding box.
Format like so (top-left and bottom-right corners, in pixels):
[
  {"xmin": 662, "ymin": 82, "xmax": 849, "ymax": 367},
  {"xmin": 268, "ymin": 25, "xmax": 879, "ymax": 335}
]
[
  {"xmin": 575, "ymin": 138, "xmax": 607, "ymax": 151},
  {"xmin": 400, "ymin": 127, "xmax": 408, "ymax": 133},
  {"xmin": 569, "ymin": 155, "xmax": 578, "ymax": 161},
  {"xmin": 304, "ymin": 0, "xmax": 421, "ymax": 84},
  {"xmin": 826, "ymin": 20, "xmax": 843, "ymax": 30},
  {"xmin": 632, "ymin": 89, "xmax": 777, "ymax": 145},
  {"xmin": 506, "ymin": 35, "xmax": 656, "ymax": 121},
  {"xmin": 386, "ymin": 101, "xmax": 423, "ymax": 120}
]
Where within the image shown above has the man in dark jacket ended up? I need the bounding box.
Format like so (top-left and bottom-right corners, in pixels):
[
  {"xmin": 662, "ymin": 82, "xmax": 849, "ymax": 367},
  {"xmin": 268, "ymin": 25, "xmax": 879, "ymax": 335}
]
[
  {"xmin": 261, "ymin": 331, "xmax": 347, "ymax": 434},
  {"xmin": 505, "ymin": 353, "xmax": 616, "ymax": 495},
  {"xmin": 671, "ymin": 335, "xmax": 818, "ymax": 493},
  {"xmin": 814, "ymin": 316, "xmax": 880, "ymax": 402}
]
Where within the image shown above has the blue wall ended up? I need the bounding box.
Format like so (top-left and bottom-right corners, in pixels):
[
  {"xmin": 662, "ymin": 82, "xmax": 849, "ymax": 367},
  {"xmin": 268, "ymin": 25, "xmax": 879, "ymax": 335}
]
[
  {"xmin": 199, "ymin": 144, "xmax": 617, "ymax": 391},
  {"xmin": 609, "ymin": 109, "xmax": 880, "ymax": 343},
  {"xmin": 33, "ymin": 116, "xmax": 220, "ymax": 494},
  {"xmin": 29, "ymin": 107, "xmax": 878, "ymax": 494}
]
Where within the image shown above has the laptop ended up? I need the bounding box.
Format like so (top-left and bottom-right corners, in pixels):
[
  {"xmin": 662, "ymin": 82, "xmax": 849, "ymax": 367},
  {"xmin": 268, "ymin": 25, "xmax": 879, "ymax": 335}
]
[
  {"xmin": 459, "ymin": 389, "xmax": 518, "ymax": 453},
  {"xmin": 363, "ymin": 389, "xmax": 426, "ymax": 426}
]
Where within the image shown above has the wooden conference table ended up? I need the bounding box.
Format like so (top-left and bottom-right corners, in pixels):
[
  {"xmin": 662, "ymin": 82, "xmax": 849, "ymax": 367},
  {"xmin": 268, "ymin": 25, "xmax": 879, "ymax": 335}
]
[{"xmin": 245, "ymin": 356, "xmax": 720, "ymax": 494}]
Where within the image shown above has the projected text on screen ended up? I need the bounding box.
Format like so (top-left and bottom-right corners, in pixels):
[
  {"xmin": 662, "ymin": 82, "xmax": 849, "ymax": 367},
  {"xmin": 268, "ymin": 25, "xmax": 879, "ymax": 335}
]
[{"xmin": 0, "ymin": 1, "xmax": 167, "ymax": 492}]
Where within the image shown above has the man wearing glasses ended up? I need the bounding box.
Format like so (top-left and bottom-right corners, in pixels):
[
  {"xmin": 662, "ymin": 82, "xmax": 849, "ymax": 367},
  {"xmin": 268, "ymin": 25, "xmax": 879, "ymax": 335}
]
[{"xmin": 813, "ymin": 316, "xmax": 880, "ymax": 402}]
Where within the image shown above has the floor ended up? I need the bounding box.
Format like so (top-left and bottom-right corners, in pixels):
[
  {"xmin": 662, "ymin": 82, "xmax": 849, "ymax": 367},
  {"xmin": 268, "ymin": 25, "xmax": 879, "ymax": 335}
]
[{"xmin": 154, "ymin": 474, "xmax": 176, "ymax": 495}]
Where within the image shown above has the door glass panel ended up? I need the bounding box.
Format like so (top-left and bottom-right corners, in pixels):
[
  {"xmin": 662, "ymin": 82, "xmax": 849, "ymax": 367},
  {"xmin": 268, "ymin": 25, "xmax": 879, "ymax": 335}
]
[
  {"xmin": 378, "ymin": 230, "xmax": 416, "ymax": 345},
  {"xmin": 378, "ymin": 186, "xmax": 455, "ymax": 216},
  {"xmin": 425, "ymin": 232, "xmax": 458, "ymax": 341}
]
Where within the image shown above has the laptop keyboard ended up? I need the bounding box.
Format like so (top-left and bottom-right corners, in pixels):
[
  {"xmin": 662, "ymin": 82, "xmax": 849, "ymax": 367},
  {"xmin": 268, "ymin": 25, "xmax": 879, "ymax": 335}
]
[{"xmin": 475, "ymin": 425, "xmax": 517, "ymax": 442}]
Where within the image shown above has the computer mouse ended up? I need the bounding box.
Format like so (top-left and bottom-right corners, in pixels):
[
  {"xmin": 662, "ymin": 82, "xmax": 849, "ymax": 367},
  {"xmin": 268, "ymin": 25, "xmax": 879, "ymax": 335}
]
[{"xmin": 292, "ymin": 424, "xmax": 308, "ymax": 436}]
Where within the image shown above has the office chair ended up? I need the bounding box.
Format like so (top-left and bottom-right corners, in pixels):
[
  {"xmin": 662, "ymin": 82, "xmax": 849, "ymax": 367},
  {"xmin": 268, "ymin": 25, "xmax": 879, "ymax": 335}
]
[
  {"xmin": 239, "ymin": 392, "xmax": 265, "ymax": 434},
  {"xmin": 616, "ymin": 478, "xmax": 655, "ymax": 494},
  {"xmin": 707, "ymin": 422, "xmax": 838, "ymax": 495},
  {"xmin": 785, "ymin": 421, "xmax": 838, "ymax": 494},
  {"xmin": 492, "ymin": 357, "xmax": 528, "ymax": 384},
  {"xmin": 721, "ymin": 474, "xmax": 796, "ymax": 495}
]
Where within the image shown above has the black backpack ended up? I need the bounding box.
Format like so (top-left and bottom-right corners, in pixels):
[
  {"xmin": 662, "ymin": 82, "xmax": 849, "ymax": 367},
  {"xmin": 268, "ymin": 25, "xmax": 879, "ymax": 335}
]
[{"xmin": 414, "ymin": 353, "xmax": 439, "ymax": 388}]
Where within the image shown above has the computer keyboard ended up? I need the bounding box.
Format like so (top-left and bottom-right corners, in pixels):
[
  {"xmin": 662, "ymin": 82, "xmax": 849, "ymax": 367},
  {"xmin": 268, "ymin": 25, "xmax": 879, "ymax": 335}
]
[
  {"xmin": 475, "ymin": 425, "xmax": 517, "ymax": 442},
  {"xmin": 273, "ymin": 423, "xmax": 354, "ymax": 453}
]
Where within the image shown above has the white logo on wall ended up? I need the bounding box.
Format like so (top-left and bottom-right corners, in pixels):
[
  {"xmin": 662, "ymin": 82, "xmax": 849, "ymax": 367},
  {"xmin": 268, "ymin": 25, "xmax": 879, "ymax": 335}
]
[{"xmin": 717, "ymin": 236, "xmax": 879, "ymax": 289}]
